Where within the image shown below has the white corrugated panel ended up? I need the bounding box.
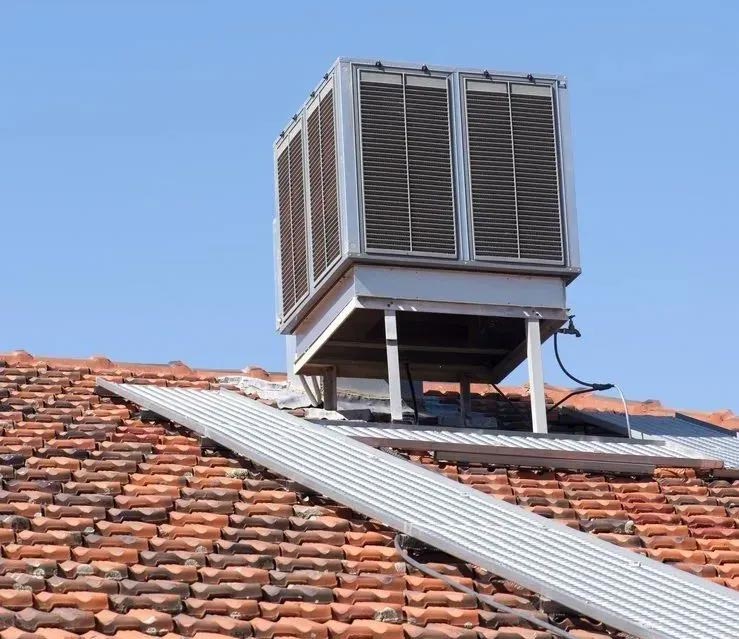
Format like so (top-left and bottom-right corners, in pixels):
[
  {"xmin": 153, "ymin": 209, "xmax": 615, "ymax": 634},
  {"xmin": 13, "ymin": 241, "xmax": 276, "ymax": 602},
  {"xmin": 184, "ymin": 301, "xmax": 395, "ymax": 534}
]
[
  {"xmin": 579, "ymin": 412, "xmax": 739, "ymax": 469},
  {"xmin": 98, "ymin": 381, "xmax": 739, "ymax": 639},
  {"xmin": 318, "ymin": 423, "xmax": 689, "ymax": 457}
]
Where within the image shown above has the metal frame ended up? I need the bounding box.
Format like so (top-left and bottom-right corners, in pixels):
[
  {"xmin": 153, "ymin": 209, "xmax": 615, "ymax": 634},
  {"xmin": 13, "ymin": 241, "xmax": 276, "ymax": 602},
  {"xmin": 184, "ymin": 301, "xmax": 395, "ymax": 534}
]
[
  {"xmin": 290, "ymin": 263, "xmax": 569, "ymax": 379},
  {"xmin": 384, "ymin": 310, "xmax": 403, "ymax": 421},
  {"xmin": 274, "ymin": 57, "xmax": 581, "ymax": 333},
  {"xmin": 99, "ymin": 380, "xmax": 739, "ymax": 639},
  {"xmin": 526, "ymin": 317, "xmax": 548, "ymax": 433}
]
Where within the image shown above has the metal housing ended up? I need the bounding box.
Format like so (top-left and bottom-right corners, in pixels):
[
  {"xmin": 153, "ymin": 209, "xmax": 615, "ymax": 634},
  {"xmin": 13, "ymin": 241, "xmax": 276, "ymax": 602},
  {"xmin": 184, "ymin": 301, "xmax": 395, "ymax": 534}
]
[{"xmin": 274, "ymin": 58, "xmax": 580, "ymax": 384}]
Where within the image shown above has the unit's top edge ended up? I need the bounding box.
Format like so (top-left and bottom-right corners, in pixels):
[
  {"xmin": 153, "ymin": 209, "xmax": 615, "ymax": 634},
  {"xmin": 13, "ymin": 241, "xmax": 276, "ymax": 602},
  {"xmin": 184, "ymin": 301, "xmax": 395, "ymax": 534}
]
[
  {"xmin": 334, "ymin": 56, "xmax": 566, "ymax": 83},
  {"xmin": 274, "ymin": 56, "xmax": 568, "ymax": 147}
]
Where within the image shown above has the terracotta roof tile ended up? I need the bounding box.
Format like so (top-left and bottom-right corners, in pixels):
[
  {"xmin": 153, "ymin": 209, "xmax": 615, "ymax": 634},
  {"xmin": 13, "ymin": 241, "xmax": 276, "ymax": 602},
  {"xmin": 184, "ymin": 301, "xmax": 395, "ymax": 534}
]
[{"xmin": 2, "ymin": 355, "xmax": 739, "ymax": 639}]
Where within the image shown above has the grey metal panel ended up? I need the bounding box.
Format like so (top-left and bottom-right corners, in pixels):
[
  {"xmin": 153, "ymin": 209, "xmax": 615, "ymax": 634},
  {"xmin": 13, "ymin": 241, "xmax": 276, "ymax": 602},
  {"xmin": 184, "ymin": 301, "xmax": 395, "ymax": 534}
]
[
  {"xmin": 578, "ymin": 412, "xmax": 739, "ymax": 469},
  {"xmin": 353, "ymin": 264, "xmax": 567, "ymax": 312},
  {"xmin": 314, "ymin": 423, "xmax": 691, "ymax": 458},
  {"xmin": 100, "ymin": 381, "xmax": 739, "ymax": 639}
]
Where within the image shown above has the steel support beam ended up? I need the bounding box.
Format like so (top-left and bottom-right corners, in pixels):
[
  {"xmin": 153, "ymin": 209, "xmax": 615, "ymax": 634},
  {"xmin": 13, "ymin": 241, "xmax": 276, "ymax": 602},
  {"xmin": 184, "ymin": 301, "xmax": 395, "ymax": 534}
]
[
  {"xmin": 323, "ymin": 367, "xmax": 337, "ymax": 412},
  {"xmin": 460, "ymin": 375, "xmax": 471, "ymax": 426},
  {"xmin": 384, "ymin": 310, "xmax": 403, "ymax": 422},
  {"xmin": 526, "ymin": 317, "xmax": 548, "ymax": 434}
]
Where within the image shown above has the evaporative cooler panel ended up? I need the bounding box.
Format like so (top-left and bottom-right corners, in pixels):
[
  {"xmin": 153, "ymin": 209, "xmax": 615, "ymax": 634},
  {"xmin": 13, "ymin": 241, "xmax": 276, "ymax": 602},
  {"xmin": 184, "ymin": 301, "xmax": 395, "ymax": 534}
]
[
  {"xmin": 465, "ymin": 80, "xmax": 564, "ymax": 263},
  {"xmin": 307, "ymin": 83, "xmax": 341, "ymax": 283},
  {"xmin": 359, "ymin": 71, "xmax": 456, "ymax": 256},
  {"xmin": 277, "ymin": 128, "xmax": 309, "ymax": 317}
]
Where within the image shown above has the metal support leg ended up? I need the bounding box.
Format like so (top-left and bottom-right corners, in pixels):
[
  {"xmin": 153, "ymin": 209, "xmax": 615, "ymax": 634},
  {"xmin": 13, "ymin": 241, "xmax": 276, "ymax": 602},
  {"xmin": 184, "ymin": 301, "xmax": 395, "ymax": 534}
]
[
  {"xmin": 526, "ymin": 317, "xmax": 548, "ymax": 434},
  {"xmin": 384, "ymin": 310, "xmax": 403, "ymax": 422},
  {"xmin": 323, "ymin": 367, "xmax": 337, "ymax": 412},
  {"xmin": 460, "ymin": 375, "xmax": 471, "ymax": 427}
]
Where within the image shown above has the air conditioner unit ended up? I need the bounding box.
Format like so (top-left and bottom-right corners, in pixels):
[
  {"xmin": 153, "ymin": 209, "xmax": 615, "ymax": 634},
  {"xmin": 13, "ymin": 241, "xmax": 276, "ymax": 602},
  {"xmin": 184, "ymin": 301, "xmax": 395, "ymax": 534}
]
[{"xmin": 273, "ymin": 58, "xmax": 580, "ymax": 428}]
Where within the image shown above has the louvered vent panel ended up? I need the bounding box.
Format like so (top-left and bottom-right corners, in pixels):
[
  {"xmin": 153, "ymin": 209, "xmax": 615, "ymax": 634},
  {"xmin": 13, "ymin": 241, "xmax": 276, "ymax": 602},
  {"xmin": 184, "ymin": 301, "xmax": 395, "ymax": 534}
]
[
  {"xmin": 405, "ymin": 80, "xmax": 456, "ymax": 254},
  {"xmin": 307, "ymin": 108, "xmax": 325, "ymax": 276},
  {"xmin": 319, "ymin": 91, "xmax": 341, "ymax": 271},
  {"xmin": 466, "ymin": 86, "xmax": 518, "ymax": 258},
  {"xmin": 359, "ymin": 77, "xmax": 410, "ymax": 251},
  {"xmin": 510, "ymin": 87, "xmax": 563, "ymax": 262},
  {"xmin": 359, "ymin": 73, "xmax": 456, "ymax": 255},
  {"xmin": 307, "ymin": 87, "xmax": 341, "ymax": 282},
  {"xmin": 466, "ymin": 81, "xmax": 564, "ymax": 263},
  {"xmin": 277, "ymin": 147, "xmax": 295, "ymax": 313},
  {"xmin": 277, "ymin": 131, "xmax": 309, "ymax": 318}
]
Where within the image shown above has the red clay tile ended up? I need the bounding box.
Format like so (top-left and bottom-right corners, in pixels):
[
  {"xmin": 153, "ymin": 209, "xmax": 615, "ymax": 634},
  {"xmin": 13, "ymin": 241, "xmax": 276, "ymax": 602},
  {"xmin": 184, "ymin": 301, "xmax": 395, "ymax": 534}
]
[
  {"xmin": 257, "ymin": 585, "xmax": 333, "ymax": 606},
  {"xmin": 325, "ymin": 620, "xmax": 402, "ymax": 639},
  {"xmin": 47, "ymin": 576, "xmax": 119, "ymax": 595},
  {"xmin": 95, "ymin": 609, "xmax": 174, "ymax": 634},
  {"xmin": 330, "ymin": 602, "xmax": 403, "ymax": 623},
  {"xmin": 190, "ymin": 582, "xmax": 262, "ymax": 600},
  {"xmin": 174, "ymin": 613, "xmax": 252, "ymax": 637},
  {"xmin": 15, "ymin": 607, "xmax": 95, "ymax": 632},
  {"xmin": 128, "ymin": 564, "xmax": 198, "ymax": 583},
  {"xmin": 34, "ymin": 591, "xmax": 109, "ymax": 612},
  {"xmin": 645, "ymin": 549, "xmax": 707, "ymax": 564},
  {"xmin": 0, "ymin": 589, "xmax": 33, "ymax": 610},
  {"xmin": 185, "ymin": 598, "xmax": 260, "ymax": 619},
  {"xmin": 109, "ymin": 593, "xmax": 183, "ymax": 615},
  {"xmin": 118, "ymin": 578, "xmax": 190, "ymax": 599}
]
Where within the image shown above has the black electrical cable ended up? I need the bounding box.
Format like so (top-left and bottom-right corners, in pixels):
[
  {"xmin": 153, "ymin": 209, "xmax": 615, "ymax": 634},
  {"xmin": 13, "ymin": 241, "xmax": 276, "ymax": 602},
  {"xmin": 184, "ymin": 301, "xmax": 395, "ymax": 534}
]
[
  {"xmin": 490, "ymin": 382, "xmax": 526, "ymax": 416},
  {"xmin": 405, "ymin": 363, "xmax": 419, "ymax": 425},
  {"xmin": 394, "ymin": 535, "xmax": 577, "ymax": 639},
  {"xmin": 546, "ymin": 387, "xmax": 595, "ymax": 413},
  {"xmin": 553, "ymin": 332, "xmax": 613, "ymax": 392},
  {"xmin": 554, "ymin": 325, "xmax": 634, "ymax": 438}
]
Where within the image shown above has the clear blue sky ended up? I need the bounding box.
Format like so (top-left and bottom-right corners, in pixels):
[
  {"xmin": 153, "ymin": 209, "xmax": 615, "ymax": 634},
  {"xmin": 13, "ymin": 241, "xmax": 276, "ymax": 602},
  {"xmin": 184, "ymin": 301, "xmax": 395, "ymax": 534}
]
[{"xmin": 2, "ymin": 1, "xmax": 737, "ymax": 412}]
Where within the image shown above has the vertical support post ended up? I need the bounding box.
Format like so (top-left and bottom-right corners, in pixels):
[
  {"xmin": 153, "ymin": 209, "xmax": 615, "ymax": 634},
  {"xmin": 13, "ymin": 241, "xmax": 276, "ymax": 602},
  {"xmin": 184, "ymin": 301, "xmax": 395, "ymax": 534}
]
[
  {"xmin": 322, "ymin": 367, "xmax": 337, "ymax": 412},
  {"xmin": 460, "ymin": 375, "xmax": 471, "ymax": 427},
  {"xmin": 526, "ymin": 317, "xmax": 548, "ymax": 434},
  {"xmin": 384, "ymin": 310, "xmax": 403, "ymax": 422}
]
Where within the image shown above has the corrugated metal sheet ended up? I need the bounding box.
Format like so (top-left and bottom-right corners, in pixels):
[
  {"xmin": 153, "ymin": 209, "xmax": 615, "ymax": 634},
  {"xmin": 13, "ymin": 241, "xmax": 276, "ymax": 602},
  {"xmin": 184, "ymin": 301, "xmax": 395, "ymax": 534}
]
[
  {"xmin": 98, "ymin": 380, "xmax": 739, "ymax": 639},
  {"xmin": 317, "ymin": 423, "xmax": 687, "ymax": 458},
  {"xmin": 578, "ymin": 412, "xmax": 739, "ymax": 469}
]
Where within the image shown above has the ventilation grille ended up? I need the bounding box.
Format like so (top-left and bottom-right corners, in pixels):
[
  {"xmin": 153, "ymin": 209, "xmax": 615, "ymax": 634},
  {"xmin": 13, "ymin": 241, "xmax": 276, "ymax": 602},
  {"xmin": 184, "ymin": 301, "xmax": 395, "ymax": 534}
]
[
  {"xmin": 277, "ymin": 130, "xmax": 309, "ymax": 317},
  {"xmin": 359, "ymin": 72, "xmax": 456, "ymax": 255},
  {"xmin": 466, "ymin": 81, "xmax": 563, "ymax": 263},
  {"xmin": 307, "ymin": 86, "xmax": 341, "ymax": 282}
]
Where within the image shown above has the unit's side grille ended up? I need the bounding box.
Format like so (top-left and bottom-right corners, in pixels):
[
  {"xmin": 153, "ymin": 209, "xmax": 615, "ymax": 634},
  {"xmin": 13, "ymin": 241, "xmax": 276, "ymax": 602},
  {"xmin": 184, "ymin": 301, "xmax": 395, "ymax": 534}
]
[
  {"xmin": 466, "ymin": 81, "xmax": 564, "ymax": 263},
  {"xmin": 510, "ymin": 91, "xmax": 562, "ymax": 262},
  {"xmin": 307, "ymin": 88, "xmax": 341, "ymax": 282},
  {"xmin": 277, "ymin": 147, "xmax": 295, "ymax": 313},
  {"xmin": 307, "ymin": 108, "xmax": 325, "ymax": 278},
  {"xmin": 359, "ymin": 73, "xmax": 456, "ymax": 255},
  {"xmin": 319, "ymin": 91, "xmax": 341, "ymax": 271},
  {"xmin": 359, "ymin": 79, "xmax": 411, "ymax": 252},
  {"xmin": 466, "ymin": 89, "xmax": 518, "ymax": 258},
  {"xmin": 405, "ymin": 83, "xmax": 456, "ymax": 254},
  {"xmin": 277, "ymin": 131, "xmax": 308, "ymax": 318}
]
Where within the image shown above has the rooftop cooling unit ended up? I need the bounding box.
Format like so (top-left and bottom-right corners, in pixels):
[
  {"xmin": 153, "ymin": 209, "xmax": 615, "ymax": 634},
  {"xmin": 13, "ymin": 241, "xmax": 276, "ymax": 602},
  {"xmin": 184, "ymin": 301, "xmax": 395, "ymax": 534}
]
[{"xmin": 273, "ymin": 58, "xmax": 580, "ymax": 429}]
